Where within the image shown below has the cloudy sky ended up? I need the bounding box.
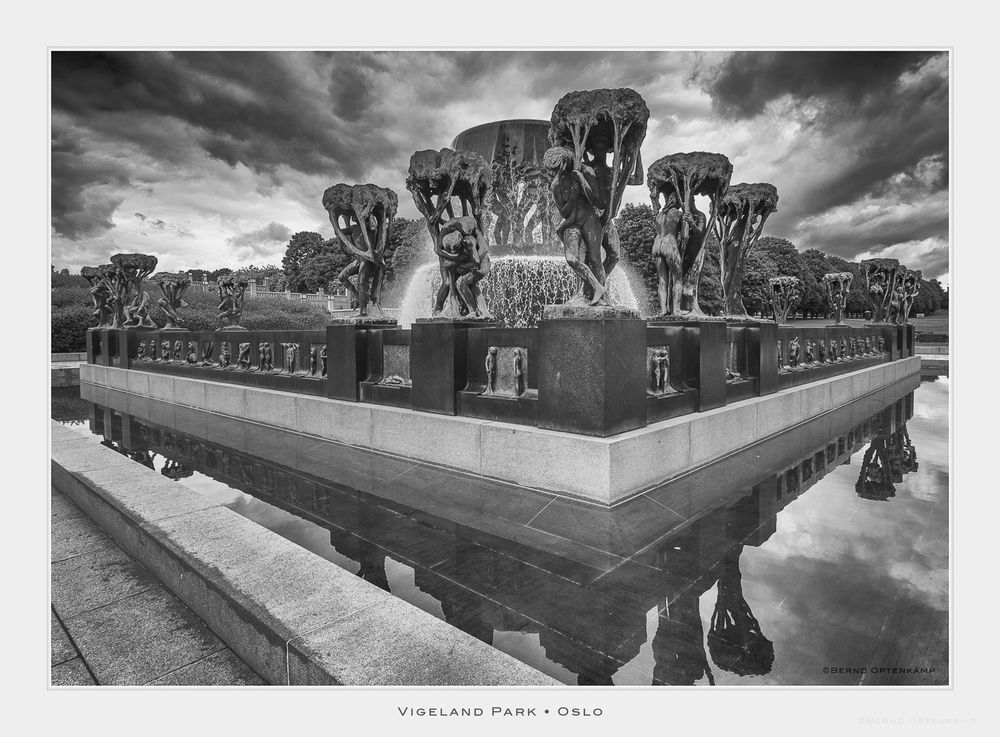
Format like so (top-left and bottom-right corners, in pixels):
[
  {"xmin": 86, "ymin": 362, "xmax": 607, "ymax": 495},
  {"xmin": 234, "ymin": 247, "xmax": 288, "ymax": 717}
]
[{"xmin": 50, "ymin": 50, "xmax": 949, "ymax": 284}]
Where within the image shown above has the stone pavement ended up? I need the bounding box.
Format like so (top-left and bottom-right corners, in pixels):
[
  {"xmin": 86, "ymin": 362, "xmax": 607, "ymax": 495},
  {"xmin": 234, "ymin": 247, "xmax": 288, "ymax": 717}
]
[{"xmin": 50, "ymin": 487, "xmax": 266, "ymax": 686}]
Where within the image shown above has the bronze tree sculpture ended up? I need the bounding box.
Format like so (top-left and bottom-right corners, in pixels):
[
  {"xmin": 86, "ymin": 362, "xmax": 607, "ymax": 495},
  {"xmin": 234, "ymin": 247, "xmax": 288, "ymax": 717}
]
[
  {"xmin": 322, "ymin": 183, "xmax": 398, "ymax": 319},
  {"xmin": 862, "ymin": 258, "xmax": 900, "ymax": 323},
  {"xmin": 768, "ymin": 276, "xmax": 802, "ymax": 324},
  {"xmin": 648, "ymin": 152, "xmax": 733, "ymax": 317},
  {"xmin": 218, "ymin": 274, "xmax": 249, "ymax": 330},
  {"xmin": 822, "ymin": 272, "xmax": 853, "ymax": 325},
  {"xmin": 110, "ymin": 252, "xmax": 158, "ymax": 329},
  {"xmin": 152, "ymin": 271, "xmax": 192, "ymax": 330},
  {"xmin": 81, "ymin": 265, "xmax": 114, "ymax": 328},
  {"xmin": 712, "ymin": 183, "xmax": 778, "ymax": 319},
  {"xmin": 896, "ymin": 269, "xmax": 922, "ymax": 324},
  {"xmin": 707, "ymin": 546, "xmax": 774, "ymax": 677},
  {"xmin": 406, "ymin": 148, "xmax": 493, "ymax": 318},
  {"xmin": 545, "ymin": 88, "xmax": 648, "ymax": 308}
]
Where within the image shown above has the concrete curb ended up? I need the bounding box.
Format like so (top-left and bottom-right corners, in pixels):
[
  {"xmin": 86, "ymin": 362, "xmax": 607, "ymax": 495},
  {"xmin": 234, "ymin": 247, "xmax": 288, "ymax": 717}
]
[
  {"xmin": 80, "ymin": 357, "xmax": 922, "ymax": 505},
  {"xmin": 50, "ymin": 423, "xmax": 559, "ymax": 687}
]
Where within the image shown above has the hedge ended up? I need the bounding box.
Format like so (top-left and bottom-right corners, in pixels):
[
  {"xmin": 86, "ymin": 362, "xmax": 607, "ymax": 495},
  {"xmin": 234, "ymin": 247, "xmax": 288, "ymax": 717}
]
[{"xmin": 50, "ymin": 287, "xmax": 331, "ymax": 352}]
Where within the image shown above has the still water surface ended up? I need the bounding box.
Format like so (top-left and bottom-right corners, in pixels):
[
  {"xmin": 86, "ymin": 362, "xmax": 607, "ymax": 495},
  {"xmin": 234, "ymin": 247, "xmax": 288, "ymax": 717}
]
[{"xmin": 52, "ymin": 375, "xmax": 948, "ymax": 686}]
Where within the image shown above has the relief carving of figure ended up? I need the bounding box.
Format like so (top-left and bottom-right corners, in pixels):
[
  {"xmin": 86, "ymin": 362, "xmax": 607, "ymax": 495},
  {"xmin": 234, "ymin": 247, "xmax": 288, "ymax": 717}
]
[
  {"xmin": 218, "ymin": 343, "xmax": 231, "ymax": 368},
  {"xmin": 258, "ymin": 342, "xmax": 273, "ymax": 372},
  {"xmin": 201, "ymin": 342, "xmax": 215, "ymax": 366},
  {"xmin": 137, "ymin": 341, "xmax": 147, "ymax": 360},
  {"xmin": 186, "ymin": 342, "xmax": 198, "ymax": 364},
  {"xmin": 788, "ymin": 336, "xmax": 801, "ymax": 368},
  {"xmin": 320, "ymin": 346, "xmax": 327, "ymax": 377},
  {"xmin": 817, "ymin": 339, "xmax": 827, "ymax": 363},
  {"xmin": 485, "ymin": 346, "xmax": 498, "ymax": 393},
  {"xmin": 160, "ymin": 339, "xmax": 170, "ymax": 361},
  {"xmin": 237, "ymin": 342, "xmax": 251, "ymax": 369},
  {"xmin": 805, "ymin": 340, "xmax": 815, "ymax": 364},
  {"xmin": 172, "ymin": 340, "xmax": 183, "ymax": 362},
  {"xmin": 777, "ymin": 339, "xmax": 784, "ymax": 369},
  {"xmin": 652, "ymin": 348, "xmax": 670, "ymax": 393},
  {"xmin": 281, "ymin": 343, "xmax": 298, "ymax": 374},
  {"xmin": 840, "ymin": 337, "xmax": 848, "ymax": 359},
  {"xmin": 513, "ymin": 348, "xmax": 525, "ymax": 397}
]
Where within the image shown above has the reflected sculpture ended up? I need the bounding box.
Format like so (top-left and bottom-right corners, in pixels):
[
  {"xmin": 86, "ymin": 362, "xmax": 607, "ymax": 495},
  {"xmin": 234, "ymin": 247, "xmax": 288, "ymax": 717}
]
[
  {"xmin": 648, "ymin": 152, "xmax": 733, "ymax": 317},
  {"xmin": 822, "ymin": 272, "xmax": 853, "ymax": 326},
  {"xmin": 768, "ymin": 276, "xmax": 801, "ymax": 324},
  {"xmin": 322, "ymin": 183, "xmax": 398, "ymax": 320},
  {"xmin": 708, "ymin": 546, "xmax": 774, "ymax": 676},
  {"xmin": 713, "ymin": 183, "xmax": 779, "ymax": 319},
  {"xmin": 407, "ymin": 148, "xmax": 493, "ymax": 318},
  {"xmin": 152, "ymin": 271, "xmax": 191, "ymax": 330},
  {"xmin": 218, "ymin": 274, "xmax": 249, "ymax": 330},
  {"xmin": 545, "ymin": 88, "xmax": 649, "ymax": 309}
]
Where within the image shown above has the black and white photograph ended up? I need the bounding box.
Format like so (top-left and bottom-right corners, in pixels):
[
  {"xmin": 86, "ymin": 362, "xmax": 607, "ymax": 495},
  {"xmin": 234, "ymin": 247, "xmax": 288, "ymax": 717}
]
[{"xmin": 17, "ymin": 1, "xmax": 992, "ymax": 732}]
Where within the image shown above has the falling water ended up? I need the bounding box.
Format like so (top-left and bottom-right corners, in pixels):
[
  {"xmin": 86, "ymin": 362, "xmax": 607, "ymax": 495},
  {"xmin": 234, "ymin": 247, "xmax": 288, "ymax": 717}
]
[{"xmin": 395, "ymin": 255, "xmax": 640, "ymax": 328}]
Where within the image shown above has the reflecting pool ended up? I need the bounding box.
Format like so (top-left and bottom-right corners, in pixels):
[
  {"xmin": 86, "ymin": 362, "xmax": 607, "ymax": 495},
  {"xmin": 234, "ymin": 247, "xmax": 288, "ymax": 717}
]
[{"xmin": 52, "ymin": 374, "xmax": 948, "ymax": 686}]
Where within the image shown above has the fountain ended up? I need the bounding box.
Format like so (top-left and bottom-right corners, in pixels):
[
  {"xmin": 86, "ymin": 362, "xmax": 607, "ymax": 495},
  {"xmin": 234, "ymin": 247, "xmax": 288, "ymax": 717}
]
[{"xmin": 395, "ymin": 255, "xmax": 640, "ymax": 328}]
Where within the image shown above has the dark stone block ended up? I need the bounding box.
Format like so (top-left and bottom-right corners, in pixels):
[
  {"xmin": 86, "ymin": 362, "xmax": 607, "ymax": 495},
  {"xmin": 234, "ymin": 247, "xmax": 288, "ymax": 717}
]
[
  {"xmin": 690, "ymin": 321, "xmax": 727, "ymax": 411},
  {"xmin": 646, "ymin": 388, "xmax": 697, "ymax": 424},
  {"xmin": 750, "ymin": 321, "xmax": 778, "ymax": 396},
  {"xmin": 97, "ymin": 330, "xmax": 117, "ymax": 367},
  {"xmin": 538, "ymin": 317, "xmax": 646, "ymax": 437},
  {"xmin": 327, "ymin": 323, "xmax": 398, "ymax": 401},
  {"xmin": 411, "ymin": 320, "xmax": 496, "ymax": 416},
  {"xmin": 86, "ymin": 329, "xmax": 99, "ymax": 364}
]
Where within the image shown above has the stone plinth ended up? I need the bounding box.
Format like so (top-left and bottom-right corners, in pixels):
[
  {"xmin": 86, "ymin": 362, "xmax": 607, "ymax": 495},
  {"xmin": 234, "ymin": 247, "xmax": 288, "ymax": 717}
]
[
  {"xmin": 326, "ymin": 322, "xmax": 398, "ymax": 401},
  {"xmin": 538, "ymin": 316, "xmax": 646, "ymax": 437},
  {"xmin": 411, "ymin": 319, "xmax": 498, "ymax": 416}
]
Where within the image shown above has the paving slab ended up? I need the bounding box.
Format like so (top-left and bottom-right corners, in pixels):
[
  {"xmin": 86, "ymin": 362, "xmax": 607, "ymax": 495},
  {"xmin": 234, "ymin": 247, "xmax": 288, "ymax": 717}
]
[
  {"xmin": 62, "ymin": 585, "xmax": 226, "ymax": 686},
  {"xmin": 51, "ymin": 657, "xmax": 97, "ymax": 686},
  {"xmin": 51, "ymin": 514, "xmax": 116, "ymax": 563},
  {"xmin": 51, "ymin": 611, "xmax": 77, "ymax": 666},
  {"xmin": 148, "ymin": 648, "xmax": 265, "ymax": 686},
  {"xmin": 51, "ymin": 489, "xmax": 84, "ymax": 524},
  {"xmin": 52, "ymin": 542, "xmax": 159, "ymax": 618}
]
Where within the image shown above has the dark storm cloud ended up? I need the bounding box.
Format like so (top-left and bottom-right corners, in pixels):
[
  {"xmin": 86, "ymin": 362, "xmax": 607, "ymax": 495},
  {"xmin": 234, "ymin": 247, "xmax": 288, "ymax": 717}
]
[
  {"xmin": 701, "ymin": 51, "xmax": 940, "ymax": 119},
  {"xmin": 51, "ymin": 130, "xmax": 129, "ymax": 238}
]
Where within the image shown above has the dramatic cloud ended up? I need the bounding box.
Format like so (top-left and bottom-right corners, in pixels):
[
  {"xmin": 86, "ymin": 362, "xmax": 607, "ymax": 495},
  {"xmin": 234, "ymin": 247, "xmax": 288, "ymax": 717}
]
[{"xmin": 50, "ymin": 50, "xmax": 950, "ymax": 284}]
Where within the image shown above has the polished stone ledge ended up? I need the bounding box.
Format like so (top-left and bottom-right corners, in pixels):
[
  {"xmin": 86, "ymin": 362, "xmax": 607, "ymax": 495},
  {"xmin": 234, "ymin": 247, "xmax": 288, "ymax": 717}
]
[
  {"xmin": 80, "ymin": 357, "xmax": 922, "ymax": 505},
  {"xmin": 50, "ymin": 422, "xmax": 557, "ymax": 687}
]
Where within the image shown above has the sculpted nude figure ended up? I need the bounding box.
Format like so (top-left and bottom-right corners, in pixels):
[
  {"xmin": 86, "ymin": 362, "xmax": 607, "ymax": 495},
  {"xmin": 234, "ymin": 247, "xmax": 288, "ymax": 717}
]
[{"xmin": 544, "ymin": 146, "xmax": 609, "ymax": 306}]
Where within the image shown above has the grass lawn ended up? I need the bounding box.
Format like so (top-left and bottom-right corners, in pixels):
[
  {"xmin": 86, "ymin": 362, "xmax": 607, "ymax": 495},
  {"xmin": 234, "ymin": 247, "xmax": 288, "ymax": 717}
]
[{"xmin": 839, "ymin": 310, "xmax": 949, "ymax": 338}]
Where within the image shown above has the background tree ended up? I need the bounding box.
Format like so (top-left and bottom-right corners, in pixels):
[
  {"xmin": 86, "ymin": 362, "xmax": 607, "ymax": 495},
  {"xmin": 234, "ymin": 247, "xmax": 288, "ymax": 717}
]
[
  {"xmin": 382, "ymin": 217, "xmax": 433, "ymax": 304},
  {"xmin": 800, "ymin": 249, "xmax": 832, "ymax": 317},
  {"xmin": 282, "ymin": 231, "xmax": 351, "ymax": 292},
  {"xmin": 231, "ymin": 264, "xmax": 287, "ymax": 292},
  {"xmin": 615, "ymin": 203, "xmax": 659, "ymax": 314},
  {"xmin": 742, "ymin": 249, "xmax": 778, "ymax": 316}
]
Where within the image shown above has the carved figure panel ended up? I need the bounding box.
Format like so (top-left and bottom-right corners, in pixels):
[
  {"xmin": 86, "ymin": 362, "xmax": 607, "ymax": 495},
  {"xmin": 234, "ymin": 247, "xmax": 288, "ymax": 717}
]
[
  {"xmin": 237, "ymin": 342, "xmax": 251, "ymax": 370},
  {"xmin": 482, "ymin": 346, "xmax": 528, "ymax": 399}
]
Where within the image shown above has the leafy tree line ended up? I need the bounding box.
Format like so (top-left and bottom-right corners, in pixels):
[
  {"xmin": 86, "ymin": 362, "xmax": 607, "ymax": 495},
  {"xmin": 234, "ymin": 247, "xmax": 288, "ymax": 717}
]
[{"xmin": 615, "ymin": 203, "xmax": 948, "ymax": 317}]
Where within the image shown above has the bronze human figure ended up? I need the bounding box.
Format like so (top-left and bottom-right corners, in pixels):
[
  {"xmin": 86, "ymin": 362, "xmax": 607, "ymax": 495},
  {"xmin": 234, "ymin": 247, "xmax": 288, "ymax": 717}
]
[
  {"xmin": 648, "ymin": 152, "xmax": 733, "ymax": 317},
  {"xmin": 546, "ymin": 88, "xmax": 649, "ymax": 309},
  {"xmin": 322, "ymin": 183, "xmax": 398, "ymax": 319},
  {"xmin": 513, "ymin": 348, "xmax": 525, "ymax": 397},
  {"xmin": 407, "ymin": 148, "xmax": 493, "ymax": 319},
  {"xmin": 788, "ymin": 336, "xmax": 800, "ymax": 368},
  {"xmin": 485, "ymin": 346, "xmax": 498, "ymax": 393},
  {"xmin": 237, "ymin": 342, "xmax": 251, "ymax": 369},
  {"xmin": 218, "ymin": 275, "xmax": 249, "ymax": 330},
  {"xmin": 81, "ymin": 266, "xmax": 115, "ymax": 328},
  {"xmin": 152, "ymin": 271, "xmax": 192, "ymax": 330}
]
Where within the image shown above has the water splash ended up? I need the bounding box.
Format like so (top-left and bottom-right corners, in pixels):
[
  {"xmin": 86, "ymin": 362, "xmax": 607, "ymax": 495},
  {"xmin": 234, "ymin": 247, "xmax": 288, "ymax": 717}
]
[{"xmin": 396, "ymin": 254, "xmax": 640, "ymax": 328}]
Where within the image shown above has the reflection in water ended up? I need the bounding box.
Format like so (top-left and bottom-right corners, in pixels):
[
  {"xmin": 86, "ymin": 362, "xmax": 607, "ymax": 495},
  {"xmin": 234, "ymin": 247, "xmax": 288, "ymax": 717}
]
[{"xmin": 59, "ymin": 376, "xmax": 947, "ymax": 686}]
